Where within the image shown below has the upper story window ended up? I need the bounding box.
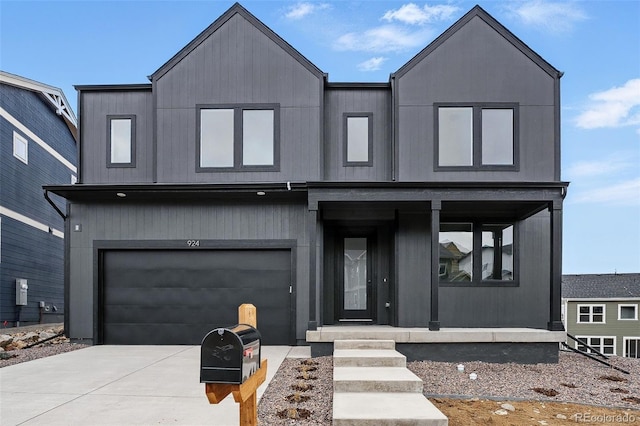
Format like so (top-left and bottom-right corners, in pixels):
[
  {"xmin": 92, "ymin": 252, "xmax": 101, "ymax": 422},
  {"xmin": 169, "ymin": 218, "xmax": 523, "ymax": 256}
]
[
  {"xmin": 577, "ymin": 304, "xmax": 605, "ymax": 323},
  {"xmin": 108, "ymin": 115, "xmax": 136, "ymax": 167},
  {"xmin": 439, "ymin": 222, "xmax": 515, "ymax": 285},
  {"xmin": 13, "ymin": 131, "xmax": 28, "ymax": 164},
  {"xmin": 619, "ymin": 304, "xmax": 638, "ymax": 320},
  {"xmin": 197, "ymin": 104, "xmax": 279, "ymax": 171},
  {"xmin": 435, "ymin": 104, "xmax": 518, "ymax": 170},
  {"xmin": 344, "ymin": 113, "xmax": 373, "ymax": 166}
]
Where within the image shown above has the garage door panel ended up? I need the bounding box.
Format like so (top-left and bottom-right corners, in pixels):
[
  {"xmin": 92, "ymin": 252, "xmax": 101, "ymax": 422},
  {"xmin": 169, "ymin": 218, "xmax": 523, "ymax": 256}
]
[{"xmin": 102, "ymin": 249, "xmax": 292, "ymax": 345}]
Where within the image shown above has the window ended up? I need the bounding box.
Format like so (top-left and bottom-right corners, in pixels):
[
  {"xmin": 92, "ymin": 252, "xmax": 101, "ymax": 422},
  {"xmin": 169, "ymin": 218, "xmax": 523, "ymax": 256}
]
[
  {"xmin": 436, "ymin": 104, "xmax": 517, "ymax": 169},
  {"xmin": 13, "ymin": 131, "xmax": 28, "ymax": 164},
  {"xmin": 623, "ymin": 337, "xmax": 640, "ymax": 358},
  {"xmin": 344, "ymin": 113, "xmax": 373, "ymax": 166},
  {"xmin": 577, "ymin": 304, "xmax": 605, "ymax": 323},
  {"xmin": 576, "ymin": 336, "xmax": 615, "ymax": 356},
  {"xmin": 439, "ymin": 222, "xmax": 514, "ymax": 284},
  {"xmin": 618, "ymin": 304, "xmax": 638, "ymax": 320},
  {"xmin": 71, "ymin": 175, "xmax": 77, "ymax": 185},
  {"xmin": 198, "ymin": 104, "xmax": 279, "ymax": 171},
  {"xmin": 107, "ymin": 116, "xmax": 135, "ymax": 167}
]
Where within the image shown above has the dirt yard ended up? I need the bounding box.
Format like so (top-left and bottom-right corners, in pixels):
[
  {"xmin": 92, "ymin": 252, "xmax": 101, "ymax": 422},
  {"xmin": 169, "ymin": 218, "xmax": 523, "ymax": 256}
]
[{"xmin": 431, "ymin": 398, "xmax": 639, "ymax": 425}]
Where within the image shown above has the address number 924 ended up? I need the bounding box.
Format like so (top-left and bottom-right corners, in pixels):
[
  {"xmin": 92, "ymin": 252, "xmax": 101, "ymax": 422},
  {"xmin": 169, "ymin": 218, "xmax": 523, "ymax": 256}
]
[{"xmin": 187, "ymin": 240, "xmax": 200, "ymax": 247}]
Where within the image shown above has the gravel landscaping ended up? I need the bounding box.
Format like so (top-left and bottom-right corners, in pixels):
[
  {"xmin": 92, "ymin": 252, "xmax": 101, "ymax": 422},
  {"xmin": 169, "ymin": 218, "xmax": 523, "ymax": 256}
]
[{"xmin": 2, "ymin": 326, "xmax": 639, "ymax": 425}]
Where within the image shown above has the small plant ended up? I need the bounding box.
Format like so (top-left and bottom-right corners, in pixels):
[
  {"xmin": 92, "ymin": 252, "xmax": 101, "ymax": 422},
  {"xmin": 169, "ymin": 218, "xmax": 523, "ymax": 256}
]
[
  {"xmin": 531, "ymin": 387, "xmax": 559, "ymax": 397},
  {"xmin": 599, "ymin": 375, "xmax": 627, "ymax": 383},
  {"xmin": 277, "ymin": 408, "xmax": 312, "ymax": 420},
  {"xmin": 296, "ymin": 364, "xmax": 318, "ymax": 373},
  {"xmin": 622, "ymin": 397, "xmax": 640, "ymax": 404},
  {"xmin": 0, "ymin": 352, "xmax": 17, "ymax": 360},
  {"xmin": 291, "ymin": 381, "xmax": 313, "ymax": 392},
  {"xmin": 560, "ymin": 383, "xmax": 577, "ymax": 389},
  {"xmin": 296, "ymin": 372, "xmax": 317, "ymax": 380},
  {"xmin": 285, "ymin": 392, "xmax": 311, "ymax": 403},
  {"xmin": 301, "ymin": 359, "xmax": 318, "ymax": 366}
]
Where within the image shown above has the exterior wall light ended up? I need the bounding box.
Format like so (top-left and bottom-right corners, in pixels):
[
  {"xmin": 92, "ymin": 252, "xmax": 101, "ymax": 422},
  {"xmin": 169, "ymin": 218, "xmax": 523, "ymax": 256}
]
[
  {"xmin": 256, "ymin": 191, "xmax": 266, "ymax": 196},
  {"xmin": 116, "ymin": 192, "xmax": 127, "ymax": 198}
]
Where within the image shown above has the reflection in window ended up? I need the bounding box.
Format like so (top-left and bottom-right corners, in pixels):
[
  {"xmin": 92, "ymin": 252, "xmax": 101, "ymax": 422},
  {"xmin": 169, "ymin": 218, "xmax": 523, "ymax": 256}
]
[
  {"xmin": 344, "ymin": 238, "xmax": 367, "ymax": 310},
  {"xmin": 439, "ymin": 223, "xmax": 472, "ymax": 282},
  {"xmin": 576, "ymin": 336, "xmax": 615, "ymax": 355},
  {"xmin": 578, "ymin": 305, "xmax": 605, "ymax": 323},
  {"xmin": 481, "ymin": 224, "xmax": 513, "ymax": 281}
]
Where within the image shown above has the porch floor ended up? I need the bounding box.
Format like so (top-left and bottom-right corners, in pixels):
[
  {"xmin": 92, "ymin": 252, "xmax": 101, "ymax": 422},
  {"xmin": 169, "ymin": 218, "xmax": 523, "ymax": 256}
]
[{"xmin": 306, "ymin": 326, "xmax": 566, "ymax": 344}]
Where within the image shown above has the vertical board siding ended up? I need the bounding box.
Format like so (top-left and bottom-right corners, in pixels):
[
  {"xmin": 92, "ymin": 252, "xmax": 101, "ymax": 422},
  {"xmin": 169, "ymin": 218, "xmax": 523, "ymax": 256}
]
[
  {"xmin": 67, "ymin": 201, "xmax": 309, "ymax": 339},
  {"xmin": 396, "ymin": 16, "xmax": 556, "ymax": 182},
  {"xmin": 155, "ymin": 14, "xmax": 321, "ymax": 184},
  {"xmin": 439, "ymin": 211, "xmax": 550, "ymax": 328},
  {"xmin": 324, "ymin": 88, "xmax": 391, "ymax": 181},
  {"xmin": 80, "ymin": 90, "xmax": 153, "ymax": 184}
]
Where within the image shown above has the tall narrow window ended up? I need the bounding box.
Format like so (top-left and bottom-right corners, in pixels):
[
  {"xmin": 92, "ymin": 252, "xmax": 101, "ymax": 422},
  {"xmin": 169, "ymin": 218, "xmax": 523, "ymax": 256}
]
[
  {"xmin": 438, "ymin": 107, "xmax": 472, "ymax": 166},
  {"xmin": 344, "ymin": 113, "xmax": 372, "ymax": 165},
  {"xmin": 108, "ymin": 116, "xmax": 135, "ymax": 167},
  {"xmin": 482, "ymin": 109, "xmax": 514, "ymax": 165},
  {"xmin": 13, "ymin": 131, "xmax": 28, "ymax": 164},
  {"xmin": 198, "ymin": 104, "xmax": 279, "ymax": 171}
]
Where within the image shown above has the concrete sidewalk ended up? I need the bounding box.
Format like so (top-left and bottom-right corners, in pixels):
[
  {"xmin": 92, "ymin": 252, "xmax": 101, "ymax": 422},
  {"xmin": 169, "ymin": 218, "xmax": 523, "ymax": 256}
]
[{"xmin": 0, "ymin": 345, "xmax": 310, "ymax": 425}]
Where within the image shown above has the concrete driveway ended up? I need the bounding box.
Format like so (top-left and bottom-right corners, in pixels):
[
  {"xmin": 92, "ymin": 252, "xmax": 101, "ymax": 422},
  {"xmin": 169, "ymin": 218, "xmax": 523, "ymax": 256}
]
[{"xmin": 0, "ymin": 345, "xmax": 308, "ymax": 425}]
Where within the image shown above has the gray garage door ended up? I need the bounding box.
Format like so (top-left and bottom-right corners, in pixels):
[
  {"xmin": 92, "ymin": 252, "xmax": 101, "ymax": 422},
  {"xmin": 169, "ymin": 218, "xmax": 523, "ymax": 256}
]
[{"xmin": 101, "ymin": 249, "xmax": 292, "ymax": 345}]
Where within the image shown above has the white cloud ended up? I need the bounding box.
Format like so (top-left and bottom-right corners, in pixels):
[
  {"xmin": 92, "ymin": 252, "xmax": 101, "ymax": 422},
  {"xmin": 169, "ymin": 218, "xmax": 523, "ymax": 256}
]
[
  {"xmin": 357, "ymin": 57, "xmax": 387, "ymax": 72},
  {"xmin": 507, "ymin": 1, "xmax": 587, "ymax": 33},
  {"xmin": 334, "ymin": 25, "xmax": 432, "ymax": 53},
  {"xmin": 382, "ymin": 3, "xmax": 460, "ymax": 25},
  {"xmin": 571, "ymin": 178, "xmax": 640, "ymax": 205},
  {"xmin": 565, "ymin": 155, "xmax": 634, "ymax": 179},
  {"xmin": 284, "ymin": 2, "xmax": 329, "ymax": 20},
  {"xmin": 575, "ymin": 79, "xmax": 640, "ymax": 130}
]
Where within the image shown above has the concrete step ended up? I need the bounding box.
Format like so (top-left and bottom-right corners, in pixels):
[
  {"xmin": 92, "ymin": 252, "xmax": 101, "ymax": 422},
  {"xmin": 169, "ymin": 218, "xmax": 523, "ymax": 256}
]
[
  {"xmin": 333, "ymin": 392, "xmax": 448, "ymax": 426},
  {"xmin": 334, "ymin": 339, "xmax": 396, "ymax": 350},
  {"xmin": 333, "ymin": 349, "xmax": 406, "ymax": 367},
  {"xmin": 334, "ymin": 366, "xmax": 423, "ymax": 393}
]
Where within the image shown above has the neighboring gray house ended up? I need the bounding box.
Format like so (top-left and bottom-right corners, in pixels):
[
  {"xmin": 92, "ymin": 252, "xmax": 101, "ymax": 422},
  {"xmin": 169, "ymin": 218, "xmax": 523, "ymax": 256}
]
[
  {"xmin": 562, "ymin": 274, "xmax": 640, "ymax": 358},
  {"xmin": 0, "ymin": 71, "xmax": 77, "ymax": 326},
  {"xmin": 46, "ymin": 4, "xmax": 567, "ymax": 362}
]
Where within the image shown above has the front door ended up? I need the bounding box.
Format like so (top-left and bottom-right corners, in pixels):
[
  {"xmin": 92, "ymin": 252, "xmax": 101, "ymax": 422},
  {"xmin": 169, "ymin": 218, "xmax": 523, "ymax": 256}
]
[{"xmin": 337, "ymin": 230, "xmax": 375, "ymax": 321}]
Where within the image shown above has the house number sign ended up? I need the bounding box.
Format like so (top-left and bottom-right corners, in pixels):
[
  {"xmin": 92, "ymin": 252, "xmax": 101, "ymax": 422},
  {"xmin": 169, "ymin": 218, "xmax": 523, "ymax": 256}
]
[{"xmin": 187, "ymin": 240, "xmax": 200, "ymax": 247}]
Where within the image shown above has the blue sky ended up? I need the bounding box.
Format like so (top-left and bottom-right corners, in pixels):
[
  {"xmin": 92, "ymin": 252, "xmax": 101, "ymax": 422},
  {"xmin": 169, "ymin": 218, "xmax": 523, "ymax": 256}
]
[{"xmin": 1, "ymin": 0, "xmax": 638, "ymax": 274}]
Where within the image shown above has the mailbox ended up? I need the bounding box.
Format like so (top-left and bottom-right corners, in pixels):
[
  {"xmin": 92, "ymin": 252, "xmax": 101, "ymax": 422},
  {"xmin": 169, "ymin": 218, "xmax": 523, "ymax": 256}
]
[{"xmin": 200, "ymin": 324, "xmax": 261, "ymax": 384}]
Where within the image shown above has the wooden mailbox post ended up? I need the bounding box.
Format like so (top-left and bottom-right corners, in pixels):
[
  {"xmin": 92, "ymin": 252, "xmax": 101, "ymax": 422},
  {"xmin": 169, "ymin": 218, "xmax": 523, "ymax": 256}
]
[{"xmin": 204, "ymin": 304, "xmax": 267, "ymax": 426}]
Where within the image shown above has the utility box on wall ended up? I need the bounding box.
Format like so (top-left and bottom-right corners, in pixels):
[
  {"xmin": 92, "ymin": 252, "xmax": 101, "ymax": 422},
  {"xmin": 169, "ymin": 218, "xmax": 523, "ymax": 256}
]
[{"xmin": 16, "ymin": 279, "xmax": 28, "ymax": 306}]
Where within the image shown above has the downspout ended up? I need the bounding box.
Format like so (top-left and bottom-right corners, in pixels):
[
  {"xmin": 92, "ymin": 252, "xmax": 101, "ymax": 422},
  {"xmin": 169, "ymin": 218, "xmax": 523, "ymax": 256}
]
[
  {"xmin": 390, "ymin": 74, "xmax": 397, "ymax": 181},
  {"xmin": 44, "ymin": 190, "xmax": 67, "ymax": 220}
]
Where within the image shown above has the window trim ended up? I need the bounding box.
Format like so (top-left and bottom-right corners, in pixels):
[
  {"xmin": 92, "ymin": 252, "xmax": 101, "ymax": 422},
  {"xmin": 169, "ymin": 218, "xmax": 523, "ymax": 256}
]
[
  {"xmin": 439, "ymin": 220, "xmax": 519, "ymax": 287},
  {"xmin": 343, "ymin": 112, "xmax": 373, "ymax": 167},
  {"xmin": 575, "ymin": 335, "xmax": 616, "ymax": 356},
  {"xmin": 13, "ymin": 131, "xmax": 28, "ymax": 164},
  {"xmin": 107, "ymin": 115, "xmax": 136, "ymax": 168},
  {"xmin": 577, "ymin": 304, "xmax": 606, "ymax": 324},
  {"xmin": 618, "ymin": 304, "xmax": 638, "ymax": 321},
  {"xmin": 434, "ymin": 103, "xmax": 519, "ymax": 171},
  {"xmin": 196, "ymin": 104, "xmax": 280, "ymax": 172}
]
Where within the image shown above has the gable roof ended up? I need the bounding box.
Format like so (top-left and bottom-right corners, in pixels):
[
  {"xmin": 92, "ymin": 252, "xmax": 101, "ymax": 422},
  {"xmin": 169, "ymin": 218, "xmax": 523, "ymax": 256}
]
[
  {"xmin": 151, "ymin": 2, "xmax": 324, "ymax": 82},
  {"xmin": 562, "ymin": 274, "xmax": 640, "ymax": 299},
  {"xmin": 0, "ymin": 70, "xmax": 77, "ymax": 141},
  {"xmin": 393, "ymin": 5, "xmax": 561, "ymax": 80}
]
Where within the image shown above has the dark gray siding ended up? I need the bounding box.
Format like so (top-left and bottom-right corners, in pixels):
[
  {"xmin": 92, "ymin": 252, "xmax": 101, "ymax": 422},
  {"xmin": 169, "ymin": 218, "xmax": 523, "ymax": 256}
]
[
  {"xmin": 324, "ymin": 88, "xmax": 391, "ymax": 181},
  {"xmin": 79, "ymin": 90, "xmax": 153, "ymax": 184},
  {"xmin": 66, "ymin": 201, "xmax": 309, "ymax": 341},
  {"xmin": 155, "ymin": 14, "xmax": 322, "ymax": 183},
  {"xmin": 395, "ymin": 211, "xmax": 431, "ymax": 327},
  {"xmin": 439, "ymin": 211, "xmax": 550, "ymax": 328},
  {"xmin": 396, "ymin": 16, "xmax": 556, "ymax": 182}
]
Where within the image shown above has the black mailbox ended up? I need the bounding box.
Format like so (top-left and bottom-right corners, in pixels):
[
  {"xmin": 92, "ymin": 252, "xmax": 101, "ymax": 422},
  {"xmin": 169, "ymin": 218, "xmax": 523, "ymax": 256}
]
[{"xmin": 200, "ymin": 324, "xmax": 261, "ymax": 384}]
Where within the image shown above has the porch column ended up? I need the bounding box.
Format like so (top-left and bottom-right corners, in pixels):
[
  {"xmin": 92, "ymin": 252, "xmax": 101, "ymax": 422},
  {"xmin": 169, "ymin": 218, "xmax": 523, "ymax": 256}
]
[
  {"xmin": 429, "ymin": 200, "xmax": 441, "ymax": 331},
  {"xmin": 548, "ymin": 200, "xmax": 564, "ymax": 331},
  {"xmin": 308, "ymin": 208, "xmax": 318, "ymax": 330}
]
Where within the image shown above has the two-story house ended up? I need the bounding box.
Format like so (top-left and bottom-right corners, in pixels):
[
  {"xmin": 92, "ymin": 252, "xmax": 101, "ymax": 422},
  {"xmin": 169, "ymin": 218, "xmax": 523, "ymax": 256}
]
[
  {"xmin": 45, "ymin": 3, "xmax": 567, "ymax": 362},
  {"xmin": 563, "ymin": 274, "xmax": 640, "ymax": 358},
  {"xmin": 1, "ymin": 71, "xmax": 77, "ymax": 326}
]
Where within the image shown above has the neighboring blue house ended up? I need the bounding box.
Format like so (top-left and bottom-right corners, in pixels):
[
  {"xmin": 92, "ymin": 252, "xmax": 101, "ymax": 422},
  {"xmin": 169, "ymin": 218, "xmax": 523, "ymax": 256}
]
[{"xmin": 0, "ymin": 71, "xmax": 77, "ymax": 326}]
